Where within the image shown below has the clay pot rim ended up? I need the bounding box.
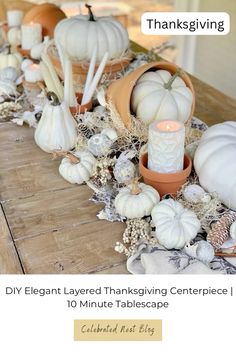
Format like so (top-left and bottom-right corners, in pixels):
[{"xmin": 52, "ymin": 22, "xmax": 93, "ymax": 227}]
[
  {"xmin": 48, "ymin": 44, "xmax": 133, "ymax": 69},
  {"xmin": 69, "ymin": 93, "xmax": 93, "ymax": 114},
  {"xmin": 139, "ymin": 152, "xmax": 192, "ymax": 183},
  {"xmin": 16, "ymin": 45, "xmax": 31, "ymax": 58}
]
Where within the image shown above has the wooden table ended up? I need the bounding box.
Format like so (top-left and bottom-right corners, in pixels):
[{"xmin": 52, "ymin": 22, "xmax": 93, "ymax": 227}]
[{"xmin": 1, "ymin": 44, "xmax": 236, "ymax": 274}]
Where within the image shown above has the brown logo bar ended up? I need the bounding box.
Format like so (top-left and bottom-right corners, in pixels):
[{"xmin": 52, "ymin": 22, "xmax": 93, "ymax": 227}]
[{"xmin": 74, "ymin": 320, "xmax": 162, "ymax": 341}]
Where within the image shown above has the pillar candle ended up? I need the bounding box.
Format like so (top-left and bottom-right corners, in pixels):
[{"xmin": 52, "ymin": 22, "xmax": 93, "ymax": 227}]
[
  {"xmin": 24, "ymin": 63, "xmax": 43, "ymax": 83},
  {"xmin": 148, "ymin": 120, "xmax": 185, "ymax": 173},
  {"xmin": 7, "ymin": 10, "xmax": 23, "ymax": 27},
  {"xmin": 21, "ymin": 22, "xmax": 42, "ymax": 50}
]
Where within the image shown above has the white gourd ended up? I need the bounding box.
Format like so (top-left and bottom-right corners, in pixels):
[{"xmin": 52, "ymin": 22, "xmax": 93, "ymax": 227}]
[
  {"xmin": 194, "ymin": 121, "xmax": 236, "ymax": 210},
  {"xmin": 0, "ymin": 79, "xmax": 17, "ymax": 96},
  {"xmin": 56, "ymin": 150, "xmax": 96, "ymax": 184},
  {"xmin": 54, "ymin": 4, "xmax": 129, "ymax": 61},
  {"xmin": 7, "ymin": 27, "xmax": 21, "ymax": 46},
  {"xmin": 115, "ymin": 179, "xmax": 160, "ymax": 219},
  {"xmin": 151, "ymin": 199, "xmax": 201, "ymax": 249},
  {"xmin": 34, "ymin": 92, "xmax": 77, "ymax": 153},
  {"xmin": 131, "ymin": 69, "xmax": 193, "ymax": 124},
  {"xmin": 0, "ymin": 51, "xmax": 22, "ymax": 73},
  {"xmin": 0, "ymin": 67, "xmax": 18, "ymax": 82}
]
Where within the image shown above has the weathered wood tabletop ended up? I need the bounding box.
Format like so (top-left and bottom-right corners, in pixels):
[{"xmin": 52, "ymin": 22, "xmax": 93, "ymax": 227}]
[{"xmin": 1, "ymin": 44, "xmax": 236, "ymax": 274}]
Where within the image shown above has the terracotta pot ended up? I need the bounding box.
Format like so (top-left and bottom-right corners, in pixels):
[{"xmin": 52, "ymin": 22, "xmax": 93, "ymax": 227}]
[
  {"xmin": 69, "ymin": 92, "xmax": 92, "ymax": 115},
  {"xmin": 22, "ymin": 3, "xmax": 66, "ymax": 37},
  {"xmin": 106, "ymin": 61, "xmax": 195, "ymax": 129},
  {"xmin": 16, "ymin": 45, "xmax": 30, "ymax": 58},
  {"xmin": 47, "ymin": 44, "xmax": 133, "ymax": 85},
  {"xmin": 139, "ymin": 152, "xmax": 192, "ymax": 198}
]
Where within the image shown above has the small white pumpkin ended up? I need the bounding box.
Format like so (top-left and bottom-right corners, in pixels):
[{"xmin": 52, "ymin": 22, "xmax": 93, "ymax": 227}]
[
  {"xmin": 115, "ymin": 179, "xmax": 160, "ymax": 219},
  {"xmin": 7, "ymin": 27, "xmax": 22, "ymax": 47},
  {"xmin": 0, "ymin": 79, "xmax": 17, "ymax": 96},
  {"xmin": 0, "ymin": 67, "xmax": 18, "ymax": 82},
  {"xmin": 88, "ymin": 133, "xmax": 113, "ymax": 157},
  {"xmin": 0, "ymin": 51, "xmax": 22, "ymax": 73},
  {"xmin": 183, "ymin": 241, "xmax": 215, "ymax": 264},
  {"xmin": 151, "ymin": 199, "xmax": 201, "ymax": 249},
  {"xmin": 230, "ymin": 221, "xmax": 236, "ymax": 240},
  {"xmin": 30, "ymin": 36, "xmax": 49, "ymax": 60},
  {"xmin": 194, "ymin": 121, "xmax": 236, "ymax": 210},
  {"xmin": 55, "ymin": 150, "xmax": 96, "ymax": 184},
  {"xmin": 131, "ymin": 69, "xmax": 193, "ymax": 124},
  {"xmin": 34, "ymin": 92, "xmax": 77, "ymax": 153},
  {"xmin": 21, "ymin": 59, "xmax": 34, "ymax": 72},
  {"xmin": 54, "ymin": 4, "xmax": 129, "ymax": 61}
]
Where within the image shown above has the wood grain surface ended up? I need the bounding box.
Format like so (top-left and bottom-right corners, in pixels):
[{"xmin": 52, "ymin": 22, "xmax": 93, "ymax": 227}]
[{"xmin": 0, "ymin": 43, "xmax": 236, "ymax": 274}]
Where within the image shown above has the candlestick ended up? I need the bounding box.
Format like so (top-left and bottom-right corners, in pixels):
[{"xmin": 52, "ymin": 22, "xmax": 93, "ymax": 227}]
[
  {"xmin": 40, "ymin": 61, "xmax": 57, "ymax": 94},
  {"xmin": 24, "ymin": 63, "xmax": 43, "ymax": 83},
  {"xmin": 41, "ymin": 49, "xmax": 63, "ymax": 101},
  {"xmin": 21, "ymin": 22, "xmax": 42, "ymax": 50},
  {"xmin": 7, "ymin": 10, "xmax": 23, "ymax": 27},
  {"xmin": 84, "ymin": 52, "xmax": 108, "ymax": 103},
  {"xmin": 148, "ymin": 120, "xmax": 185, "ymax": 173},
  {"xmin": 64, "ymin": 58, "xmax": 76, "ymax": 107},
  {"xmin": 82, "ymin": 44, "xmax": 97, "ymax": 105}
]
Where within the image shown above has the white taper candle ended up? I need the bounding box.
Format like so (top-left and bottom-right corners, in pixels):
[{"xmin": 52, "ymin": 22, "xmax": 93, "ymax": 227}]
[
  {"xmin": 82, "ymin": 44, "xmax": 97, "ymax": 105},
  {"xmin": 84, "ymin": 51, "xmax": 108, "ymax": 103}
]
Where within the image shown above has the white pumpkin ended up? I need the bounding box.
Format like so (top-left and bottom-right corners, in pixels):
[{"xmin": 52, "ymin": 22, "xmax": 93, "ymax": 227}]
[
  {"xmin": 30, "ymin": 36, "xmax": 49, "ymax": 60},
  {"xmin": 0, "ymin": 79, "xmax": 17, "ymax": 96},
  {"xmin": 194, "ymin": 121, "xmax": 236, "ymax": 210},
  {"xmin": 131, "ymin": 69, "xmax": 193, "ymax": 124},
  {"xmin": 56, "ymin": 150, "xmax": 96, "ymax": 184},
  {"xmin": 7, "ymin": 27, "xmax": 21, "ymax": 47},
  {"xmin": 88, "ymin": 133, "xmax": 113, "ymax": 157},
  {"xmin": 34, "ymin": 92, "xmax": 77, "ymax": 153},
  {"xmin": 115, "ymin": 179, "xmax": 160, "ymax": 219},
  {"xmin": 54, "ymin": 4, "xmax": 129, "ymax": 61},
  {"xmin": 0, "ymin": 51, "xmax": 22, "ymax": 73},
  {"xmin": 151, "ymin": 199, "xmax": 200, "ymax": 249},
  {"xmin": 0, "ymin": 67, "xmax": 18, "ymax": 82}
]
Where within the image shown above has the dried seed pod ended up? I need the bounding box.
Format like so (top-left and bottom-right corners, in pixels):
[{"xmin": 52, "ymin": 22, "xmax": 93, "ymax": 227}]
[{"xmin": 207, "ymin": 211, "xmax": 236, "ymax": 250}]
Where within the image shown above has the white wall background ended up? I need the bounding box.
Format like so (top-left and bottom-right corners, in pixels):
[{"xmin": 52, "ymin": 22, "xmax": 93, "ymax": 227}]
[{"xmin": 175, "ymin": 0, "xmax": 236, "ymax": 99}]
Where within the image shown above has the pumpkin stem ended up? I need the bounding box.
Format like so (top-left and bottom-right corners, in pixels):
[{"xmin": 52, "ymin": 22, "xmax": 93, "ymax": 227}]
[
  {"xmin": 164, "ymin": 68, "xmax": 182, "ymax": 90},
  {"xmin": 130, "ymin": 177, "xmax": 142, "ymax": 195},
  {"xmin": 47, "ymin": 91, "xmax": 60, "ymax": 106},
  {"xmin": 85, "ymin": 4, "xmax": 96, "ymax": 21},
  {"xmin": 53, "ymin": 151, "xmax": 80, "ymax": 164}
]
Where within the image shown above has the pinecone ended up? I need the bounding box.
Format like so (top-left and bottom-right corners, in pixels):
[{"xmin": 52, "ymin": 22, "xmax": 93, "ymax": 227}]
[{"xmin": 207, "ymin": 211, "xmax": 236, "ymax": 250}]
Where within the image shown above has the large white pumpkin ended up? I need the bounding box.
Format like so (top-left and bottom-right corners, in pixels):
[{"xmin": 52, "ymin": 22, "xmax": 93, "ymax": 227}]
[
  {"xmin": 194, "ymin": 121, "xmax": 236, "ymax": 210},
  {"xmin": 54, "ymin": 4, "xmax": 129, "ymax": 61},
  {"xmin": 151, "ymin": 199, "xmax": 200, "ymax": 249},
  {"xmin": 131, "ymin": 69, "xmax": 193, "ymax": 124}
]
